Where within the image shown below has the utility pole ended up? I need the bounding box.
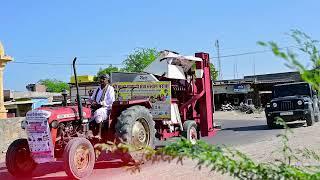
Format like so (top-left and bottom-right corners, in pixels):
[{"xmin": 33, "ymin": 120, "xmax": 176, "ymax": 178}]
[
  {"xmin": 215, "ymin": 40, "xmax": 222, "ymax": 80},
  {"xmin": 233, "ymin": 62, "xmax": 236, "ymax": 79},
  {"xmin": 253, "ymin": 57, "xmax": 256, "ymax": 76}
]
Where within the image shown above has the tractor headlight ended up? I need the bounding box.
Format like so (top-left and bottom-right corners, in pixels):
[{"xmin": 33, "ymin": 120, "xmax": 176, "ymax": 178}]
[
  {"xmin": 50, "ymin": 120, "xmax": 59, "ymax": 129},
  {"xmin": 21, "ymin": 120, "xmax": 27, "ymax": 129},
  {"xmin": 297, "ymin": 100, "xmax": 303, "ymax": 106},
  {"xmin": 272, "ymin": 103, "xmax": 278, "ymax": 108}
]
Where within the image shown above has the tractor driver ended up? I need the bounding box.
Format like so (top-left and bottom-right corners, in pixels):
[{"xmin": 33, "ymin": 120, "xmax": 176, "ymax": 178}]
[{"xmin": 89, "ymin": 74, "xmax": 115, "ymax": 138}]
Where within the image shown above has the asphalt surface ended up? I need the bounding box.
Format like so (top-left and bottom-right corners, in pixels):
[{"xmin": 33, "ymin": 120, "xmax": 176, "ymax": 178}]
[
  {"xmin": 204, "ymin": 118, "xmax": 284, "ymax": 146},
  {"xmin": 0, "ymin": 114, "xmax": 299, "ymax": 180}
]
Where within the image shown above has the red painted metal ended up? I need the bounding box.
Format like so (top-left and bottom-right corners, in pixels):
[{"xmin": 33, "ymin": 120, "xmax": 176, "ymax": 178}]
[
  {"xmin": 195, "ymin": 52, "xmax": 216, "ymax": 137},
  {"xmin": 175, "ymin": 52, "xmax": 216, "ymax": 137},
  {"xmin": 51, "ymin": 128, "xmax": 58, "ymax": 147},
  {"xmin": 161, "ymin": 129, "xmax": 181, "ymax": 140},
  {"xmin": 38, "ymin": 106, "xmax": 92, "ymax": 123},
  {"xmin": 179, "ymin": 90, "xmax": 204, "ymax": 121}
]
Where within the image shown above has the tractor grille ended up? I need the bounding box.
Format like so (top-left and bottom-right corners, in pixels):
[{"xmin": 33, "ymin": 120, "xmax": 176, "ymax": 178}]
[{"xmin": 280, "ymin": 101, "xmax": 294, "ymax": 111}]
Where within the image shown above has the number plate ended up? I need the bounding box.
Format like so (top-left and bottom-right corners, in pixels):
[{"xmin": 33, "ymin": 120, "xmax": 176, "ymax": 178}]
[{"xmin": 280, "ymin": 111, "xmax": 294, "ymax": 116}]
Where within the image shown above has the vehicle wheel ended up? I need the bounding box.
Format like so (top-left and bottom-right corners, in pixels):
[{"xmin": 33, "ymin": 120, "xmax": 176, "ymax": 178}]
[
  {"xmin": 266, "ymin": 117, "xmax": 276, "ymax": 129},
  {"xmin": 306, "ymin": 110, "xmax": 315, "ymax": 126},
  {"xmin": 115, "ymin": 105, "xmax": 156, "ymax": 164},
  {"xmin": 6, "ymin": 139, "xmax": 37, "ymax": 177},
  {"xmin": 314, "ymin": 113, "xmax": 320, "ymax": 122},
  {"xmin": 63, "ymin": 137, "xmax": 95, "ymax": 179},
  {"xmin": 182, "ymin": 120, "xmax": 199, "ymax": 144}
]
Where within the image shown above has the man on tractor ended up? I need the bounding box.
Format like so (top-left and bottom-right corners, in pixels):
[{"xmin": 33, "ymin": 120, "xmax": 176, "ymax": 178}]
[{"xmin": 89, "ymin": 74, "xmax": 115, "ymax": 138}]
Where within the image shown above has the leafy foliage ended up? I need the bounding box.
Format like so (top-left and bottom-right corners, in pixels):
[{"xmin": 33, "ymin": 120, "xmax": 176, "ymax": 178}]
[
  {"xmin": 210, "ymin": 63, "xmax": 218, "ymax": 80},
  {"xmin": 94, "ymin": 65, "xmax": 122, "ymax": 81},
  {"xmin": 38, "ymin": 79, "xmax": 69, "ymax": 92},
  {"xmin": 122, "ymin": 48, "xmax": 159, "ymax": 72},
  {"xmin": 95, "ymin": 48, "xmax": 218, "ymax": 81},
  {"xmin": 258, "ymin": 30, "xmax": 320, "ymax": 90},
  {"xmin": 95, "ymin": 138, "xmax": 320, "ymax": 180},
  {"xmin": 272, "ymin": 117, "xmax": 299, "ymax": 166}
]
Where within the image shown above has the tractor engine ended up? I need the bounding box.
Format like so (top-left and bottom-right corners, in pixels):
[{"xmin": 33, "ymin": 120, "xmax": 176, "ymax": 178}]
[
  {"xmin": 22, "ymin": 106, "xmax": 92, "ymax": 160},
  {"xmin": 54, "ymin": 120, "xmax": 83, "ymax": 157}
]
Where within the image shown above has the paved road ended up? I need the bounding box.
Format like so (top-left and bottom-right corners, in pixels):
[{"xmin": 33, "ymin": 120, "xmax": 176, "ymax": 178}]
[
  {"xmin": 204, "ymin": 118, "xmax": 284, "ymax": 146},
  {"xmin": 205, "ymin": 115, "xmax": 305, "ymax": 146},
  {"xmin": 0, "ymin": 114, "xmax": 302, "ymax": 180}
]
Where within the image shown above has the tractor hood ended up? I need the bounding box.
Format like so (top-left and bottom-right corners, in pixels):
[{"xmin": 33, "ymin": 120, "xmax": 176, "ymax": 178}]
[
  {"xmin": 144, "ymin": 50, "xmax": 202, "ymax": 80},
  {"xmin": 26, "ymin": 106, "xmax": 91, "ymax": 123}
]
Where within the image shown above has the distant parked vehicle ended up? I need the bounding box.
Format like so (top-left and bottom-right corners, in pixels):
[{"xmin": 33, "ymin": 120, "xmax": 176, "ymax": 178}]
[
  {"xmin": 221, "ymin": 103, "xmax": 234, "ymax": 111},
  {"xmin": 265, "ymin": 82, "xmax": 319, "ymax": 128}
]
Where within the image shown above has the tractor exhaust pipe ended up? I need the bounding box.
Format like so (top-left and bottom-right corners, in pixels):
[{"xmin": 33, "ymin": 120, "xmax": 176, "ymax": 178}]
[{"xmin": 72, "ymin": 57, "xmax": 83, "ymax": 121}]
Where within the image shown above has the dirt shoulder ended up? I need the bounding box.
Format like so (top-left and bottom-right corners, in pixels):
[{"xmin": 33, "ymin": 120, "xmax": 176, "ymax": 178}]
[{"xmin": 214, "ymin": 111, "xmax": 266, "ymax": 121}]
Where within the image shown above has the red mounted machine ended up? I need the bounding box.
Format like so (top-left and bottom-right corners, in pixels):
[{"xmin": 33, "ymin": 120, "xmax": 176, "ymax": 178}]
[{"xmin": 6, "ymin": 50, "xmax": 218, "ymax": 179}]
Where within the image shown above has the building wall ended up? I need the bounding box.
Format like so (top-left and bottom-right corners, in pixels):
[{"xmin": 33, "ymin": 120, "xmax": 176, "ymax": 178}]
[
  {"xmin": 213, "ymin": 84, "xmax": 253, "ymax": 94},
  {"xmin": 12, "ymin": 91, "xmax": 61, "ymax": 100},
  {"xmin": 4, "ymin": 90, "xmax": 12, "ymax": 101},
  {"xmin": 18, "ymin": 104, "xmax": 33, "ymax": 117},
  {"xmin": 31, "ymin": 98, "xmax": 49, "ymax": 109},
  {"xmin": 0, "ymin": 117, "xmax": 26, "ymax": 157},
  {"xmin": 35, "ymin": 84, "xmax": 47, "ymax": 92}
]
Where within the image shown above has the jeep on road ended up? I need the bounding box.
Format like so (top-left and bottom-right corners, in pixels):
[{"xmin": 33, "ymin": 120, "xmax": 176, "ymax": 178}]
[{"xmin": 265, "ymin": 82, "xmax": 319, "ymax": 128}]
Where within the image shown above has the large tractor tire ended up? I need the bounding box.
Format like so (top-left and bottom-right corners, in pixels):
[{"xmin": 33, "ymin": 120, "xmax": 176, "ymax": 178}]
[
  {"xmin": 6, "ymin": 139, "xmax": 37, "ymax": 177},
  {"xmin": 115, "ymin": 105, "xmax": 156, "ymax": 164},
  {"xmin": 182, "ymin": 120, "xmax": 199, "ymax": 144},
  {"xmin": 63, "ymin": 137, "xmax": 95, "ymax": 179}
]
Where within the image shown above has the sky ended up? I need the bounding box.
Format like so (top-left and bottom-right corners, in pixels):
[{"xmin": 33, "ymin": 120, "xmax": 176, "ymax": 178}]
[{"xmin": 1, "ymin": 0, "xmax": 320, "ymax": 91}]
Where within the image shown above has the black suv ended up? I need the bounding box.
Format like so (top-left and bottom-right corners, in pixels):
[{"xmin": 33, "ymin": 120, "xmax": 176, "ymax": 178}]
[{"xmin": 265, "ymin": 82, "xmax": 319, "ymax": 128}]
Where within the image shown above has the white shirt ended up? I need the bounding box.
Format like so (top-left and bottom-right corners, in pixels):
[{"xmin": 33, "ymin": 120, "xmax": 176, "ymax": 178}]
[{"xmin": 90, "ymin": 85, "xmax": 115, "ymax": 110}]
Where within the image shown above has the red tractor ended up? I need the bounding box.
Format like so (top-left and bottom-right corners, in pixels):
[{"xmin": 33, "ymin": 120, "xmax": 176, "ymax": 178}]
[{"xmin": 5, "ymin": 51, "xmax": 218, "ymax": 179}]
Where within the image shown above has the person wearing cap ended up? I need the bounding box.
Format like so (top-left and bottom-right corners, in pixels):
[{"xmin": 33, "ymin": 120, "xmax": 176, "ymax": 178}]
[{"xmin": 89, "ymin": 74, "xmax": 115, "ymax": 139}]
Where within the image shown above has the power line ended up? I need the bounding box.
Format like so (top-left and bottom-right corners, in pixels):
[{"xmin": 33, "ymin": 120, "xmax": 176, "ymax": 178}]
[
  {"xmin": 11, "ymin": 61, "xmax": 123, "ymax": 66},
  {"xmin": 13, "ymin": 55, "xmax": 114, "ymax": 59},
  {"xmin": 8, "ymin": 45, "xmax": 298, "ymax": 66},
  {"xmin": 210, "ymin": 45, "xmax": 297, "ymax": 59}
]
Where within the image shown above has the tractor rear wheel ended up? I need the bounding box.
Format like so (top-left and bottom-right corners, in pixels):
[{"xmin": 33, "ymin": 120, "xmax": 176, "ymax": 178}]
[
  {"xmin": 63, "ymin": 137, "xmax": 95, "ymax": 179},
  {"xmin": 6, "ymin": 139, "xmax": 37, "ymax": 177},
  {"xmin": 115, "ymin": 105, "xmax": 156, "ymax": 164},
  {"xmin": 182, "ymin": 120, "xmax": 199, "ymax": 144}
]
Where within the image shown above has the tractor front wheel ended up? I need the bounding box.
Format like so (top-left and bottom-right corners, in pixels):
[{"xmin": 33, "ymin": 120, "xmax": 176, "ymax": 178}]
[
  {"xmin": 115, "ymin": 105, "xmax": 156, "ymax": 164},
  {"xmin": 63, "ymin": 137, "xmax": 95, "ymax": 179},
  {"xmin": 6, "ymin": 139, "xmax": 37, "ymax": 177},
  {"xmin": 182, "ymin": 120, "xmax": 199, "ymax": 144}
]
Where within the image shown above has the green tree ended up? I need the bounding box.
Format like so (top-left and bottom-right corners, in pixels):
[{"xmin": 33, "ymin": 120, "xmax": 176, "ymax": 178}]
[
  {"xmin": 122, "ymin": 48, "xmax": 159, "ymax": 72},
  {"xmin": 94, "ymin": 65, "xmax": 121, "ymax": 81},
  {"xmin": 38, "ymin": 79, "xmax": 69, "ymax": 93},
  {"xmin": 210, "ymin": 63, "xmax": 218, "ymax": 80}
]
